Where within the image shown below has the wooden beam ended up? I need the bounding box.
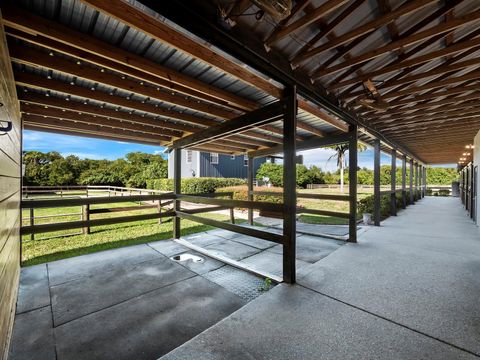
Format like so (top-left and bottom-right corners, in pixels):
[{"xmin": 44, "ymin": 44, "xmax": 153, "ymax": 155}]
[
  {"xmin": 2, "ymin": 5, "xmax": 256, "ymax": 111},
  {"xmin": 10, "ymin": 44, "xmax": 237, "ymax": 120},
  {"xmin": 15, "ymin": 71, "xmax": 216, "ymax": 128},
  {"xmin": 295, "ymin": 0, "xmax": 437, "ymax": 64},
  {"xmin": 23, "ymin": 125, "xmax": 161, "ymax": 146},
  {"xmin": 330, "ymin": 36, "xmax": 480, "ymax": 87},
  {"xmin": 78, "ymin": 0, "xmax": 350, "ymax": 132},
  {"xmin": 21, "ymin": 103, "xmax": 176, "ymax": 139},
  {"xmin": 172, "ymin": 100, "xmax": 286, "ymax": 149},
  {"xmin": 266, "ymin": 0, "xmax": 349, "ymax": 45},
  {"xmin": 346, "ymin": 70, "xmax": 480, "ymax": 101},
  {"xmin": 315, "ymin": 10, "xmax": 480, "ymax": 78},
  {"xmin": 292, "ymin": 0, "xmax": 365, "ymax": 62},
  {"xmin": 19, "ymin": 94, "xmax": 183, "ymax": 136},
  {"xmin": 23, "ymin": 113, "xmax": 169, "ymax": 143}
]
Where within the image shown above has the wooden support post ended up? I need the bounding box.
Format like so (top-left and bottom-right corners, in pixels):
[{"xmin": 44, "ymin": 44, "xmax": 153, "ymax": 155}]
[
  {"xmin": 423, "ymin": 166, "xmax": 427, "ymax": 198},
  {"xmin": 373, "ymin": 139, "xmax": 381, "ymax": 226},
  {"xmin": 390, "ymin": 149, "xmax": 397, "ymax": 216},
  {"xmin": 157, "ymin": 200, "xmax": 162, "ymax": 224},
  {"xmin": 348, "ymin": 126, "xmax": 358, "ymax": 243},
  {"xmin": 409, "ymin": 158, "xmax": 414, "ymax": 204},
  {"xmin": 247, "ymin": 155, "xmax": 254, "ymax": 225},
  {"xmin": 402, "ymin": 155, "xmax": 407, "ymax": 209},
  {"xmin": 470, "ymin": 163, "xmax": 475, "ymax": 219},
  {"xmin": 415, "ymin": 162, "xmax": 419, "ymax": 201},
  {"xmin": 82, "ymin": 204, "xmax": 90, "ymax": 234},
  {"xmin": 230, "ymin": 193, "xmax": 235, "ymax": 225},
  {"xmin": 173, "ymin": 148, "xmax": 181, "ymax": 239},
  {"xmin": 283, "ymin": 85, "xmax": 297, "ymax": 284},
  {"xmin": 29, "ymin": 207, "xmax": 34, "ymax": 241}
]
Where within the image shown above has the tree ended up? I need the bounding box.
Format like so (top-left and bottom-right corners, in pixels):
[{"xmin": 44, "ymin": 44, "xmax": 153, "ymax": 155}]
[{"xmin": 327, "ymin": 143, "xmax": 367, "ymax": 192}]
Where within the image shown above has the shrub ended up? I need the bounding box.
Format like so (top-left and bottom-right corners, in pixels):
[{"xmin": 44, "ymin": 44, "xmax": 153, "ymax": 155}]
[
  {"xmin": 216, "ymin": 185, "xmax": 283, "ymax": 203},
  {"xmin": 147, "ymin": 177, "xmax": 246, "ymax": 194},
  {"xmin": 357, "ymin": 193, "xmax": 404, "ymax": 218},
  {"xmin": 256, "ymin": 163, "xmax": 326, "ymax": 188}
]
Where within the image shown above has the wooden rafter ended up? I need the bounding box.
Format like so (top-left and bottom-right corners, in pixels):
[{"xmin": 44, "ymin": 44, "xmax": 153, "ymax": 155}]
[
  {"xmin": 266, "ymin": 0, "xmax": 349, "ymax": 46},
  {"xmin": 295, "ymin": 0, "xmax": 437, "ymax": 64},
  {"xmin": 78, "ymin": 0, "xmax": 349, "ymax": 132}
]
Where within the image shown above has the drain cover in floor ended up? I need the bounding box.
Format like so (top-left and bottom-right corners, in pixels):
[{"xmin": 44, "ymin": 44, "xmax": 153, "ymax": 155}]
[{"xmin": 202, "ymin": 266, "xmax": 273, "ymax": 302}]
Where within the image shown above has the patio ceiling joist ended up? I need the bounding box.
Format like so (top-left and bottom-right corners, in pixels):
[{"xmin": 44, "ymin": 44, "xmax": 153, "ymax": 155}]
[
  {"xmin": 312, "ymin": 10, "xmax": 480, "ymax": 78},
  {"xmin": 172, "ymin": 100, "xmax": 286, "ymax": 149},
  {"xmin": 23, "ymin": 124, "xmax": 164, "ymax": 146},
  {"xmin": 79, "ymin": 0, "xmax": 350, "ymax": 133},
  {"xmin": 132, "ymin": 0, "xmax": 421, "ymax": 162},
  {"xmin": 1, "ymin": 5, "xmax": 256, "ymax": 112},
  {"xmin": 23, "ymin": 114, "xmax": 169, "ymax": 144}
]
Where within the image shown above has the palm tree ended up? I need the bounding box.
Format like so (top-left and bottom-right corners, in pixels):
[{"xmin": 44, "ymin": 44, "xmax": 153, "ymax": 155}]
[{"xmin": 327, "ymin": 143, "xmax": 366, "ymax": 193}]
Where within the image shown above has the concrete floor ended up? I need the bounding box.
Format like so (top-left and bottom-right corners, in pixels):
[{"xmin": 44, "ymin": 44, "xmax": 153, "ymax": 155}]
[
  {"xmin": 9, "ymin": 222, "xmax": 344, "ymax": 359},
  {"xmin": 162, "ymin": 197, "xmax": 480, "ymax": 359}
]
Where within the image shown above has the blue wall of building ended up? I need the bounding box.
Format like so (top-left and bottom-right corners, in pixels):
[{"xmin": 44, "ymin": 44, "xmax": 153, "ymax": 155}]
[{"xmin": 199, "ymin": 153, "xmax": 266, "ymax": 178}]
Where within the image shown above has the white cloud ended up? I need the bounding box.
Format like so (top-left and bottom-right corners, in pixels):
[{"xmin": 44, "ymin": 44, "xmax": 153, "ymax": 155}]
[
  {"xmin": 299, "ymin": 148, "xmax": 338, "ymax": 171},
  {"xmin": 60, "ymin": 152, "xmax": 111, "ymax": 160}
]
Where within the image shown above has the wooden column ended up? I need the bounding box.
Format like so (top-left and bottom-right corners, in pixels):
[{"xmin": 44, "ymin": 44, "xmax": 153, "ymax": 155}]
[
  {"xmin": 348, "ymin": 126, "xmax": 358, "ymax": 243},
  {"xmin": 409, "ymin": 158, "xmax": 414, "ymax": 204},
  {"xmin": 470, "ymin": 163, "xmax": 475, "ymax": 219},
  {"xmin": 373, "ymin": 139, "xmax": 381, "ymax": 226},
  {"xmin": 423, "ymin": 166, "xmax": 427, "ymax": 198},
  {"xmin": 415, "ymin": 162, "xmax": 419, "ymax": 200},
  {"xmin": 390, "ymin": 149, "xmax": 397, "ymax": 216},
  {"xmin": 283, "ymin": 85, "xmax": 297, "ymax": 284},
  {"xmin": 173, "ymin": 148, "xmax": 181, "ymax": 239},
  {"xmin": 402, "ymin": 155, "xmax": 407, "ymax": 209},
  {"xmin": 247, "ymin": 155, "xmax": 254, "ymax": 225}
]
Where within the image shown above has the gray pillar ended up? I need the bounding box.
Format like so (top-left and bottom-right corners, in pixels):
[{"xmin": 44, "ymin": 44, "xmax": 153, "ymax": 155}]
[
  {"xmin": 173, "ymin": 148, "xmax": 181, "ymax": 239},
  {"xmin": 283, "ymin": 85, "xmax": 297, "ymax": 284},
  {"xmin": 409, "ymin": 158, "xmax": 414, "ymax": 204},
  {"xmin": 247, "ymin": 155, "xmax": 254, "ymax": 225},
  {"xmin": 373, "ymin": 139, "xmax": 381, "ymax": 226},
  {"xmin": 390, "ymin": 149, "xmax": 397, "ymax": 216},
  {"xmin": 348, "ymin": 126, "xmax": 358, "ymax": 243},
  {"xmin": 402, "ymin": 155, "xmax": 407, "ymax": 209}
]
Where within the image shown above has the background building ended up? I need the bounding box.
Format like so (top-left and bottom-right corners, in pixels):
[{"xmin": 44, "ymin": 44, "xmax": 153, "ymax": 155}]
[{"xmin": 167, "ymin": 150, "xmax": 272, "ymax": 179}]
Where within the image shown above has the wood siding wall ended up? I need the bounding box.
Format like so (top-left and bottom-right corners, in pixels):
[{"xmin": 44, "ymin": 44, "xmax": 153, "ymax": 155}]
[
  {"xmin": 199, "ymin": 153, "xmax": 266, "ymax": 178},
  {"xmin": 0, "ymin": 10, "xmax": 22, "ymax": 359}
]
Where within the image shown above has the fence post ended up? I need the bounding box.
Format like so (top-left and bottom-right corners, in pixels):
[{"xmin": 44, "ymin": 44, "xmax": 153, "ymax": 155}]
[
  {"xmin": 82, "ymin": 204, "xmax": 90, "ymax": 234},
  {"xmin": 390, "ymin": 149, "xmax": 397, "ymax": 216},
  {"xmin": 229, "ymin": 194, "xmax": 235, "ymax": 224},
  {"xmin": 29, "ymin": 207, "xmax": 34, "ymax": 241},
  {"xmin": 373, "ymin": 139, "xmax": 381, "ymax": 226},
  {"xmin": 157, "ymin": 200, "xmax": 162, "ymax": 224}
]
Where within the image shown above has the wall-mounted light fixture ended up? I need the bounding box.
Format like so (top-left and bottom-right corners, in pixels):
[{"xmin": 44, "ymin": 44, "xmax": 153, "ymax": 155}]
[{"xmin": 0, "ymin": 102, "xmax": 12, "ymax": 132}]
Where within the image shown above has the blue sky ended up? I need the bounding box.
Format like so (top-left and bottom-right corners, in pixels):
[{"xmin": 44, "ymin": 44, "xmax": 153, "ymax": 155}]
[{"xmin": 24, "ymin": 130, "xmax": 454, "ymax": 171}]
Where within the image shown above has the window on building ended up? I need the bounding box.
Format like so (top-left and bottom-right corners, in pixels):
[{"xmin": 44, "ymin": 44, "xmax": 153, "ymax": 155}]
[
  {"xmin": 186, "ymin": 150, "xmax": 192, "ymax": 164},
  {"xmin": 244, "ymin": 155, "xmax": 248, "ymax": 167},
  {"xmin": 210, "ymin": 152, "xmax": 219, "ymax": 164},
  {"xmin": 231, "ymin": 155, "xmax": 235, "ymax": 160}
]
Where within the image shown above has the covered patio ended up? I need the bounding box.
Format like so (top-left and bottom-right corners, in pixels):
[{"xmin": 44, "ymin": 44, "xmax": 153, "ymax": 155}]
[{"xmin": 1, "ymin": 0, "xmax": 480, "ymax": 359}]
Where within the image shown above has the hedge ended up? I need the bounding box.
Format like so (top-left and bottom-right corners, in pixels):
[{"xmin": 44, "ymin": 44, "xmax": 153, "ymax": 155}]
[
  {"xmin": 215, "ymin": 185, "xmax": 283, "ymax": 203},
  {"xmin": 146, "ymin": 177, "xmax": 246, "ymax": 194},
  {"xmin": 357, "ymin": 190, "xmax": 419, "ymax": 218}
]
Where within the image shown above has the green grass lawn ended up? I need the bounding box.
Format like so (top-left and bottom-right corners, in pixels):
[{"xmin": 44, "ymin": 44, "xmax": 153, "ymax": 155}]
[{"xmin": 22, "ymin": 202, "xmax": 243, "ymax": 266}]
